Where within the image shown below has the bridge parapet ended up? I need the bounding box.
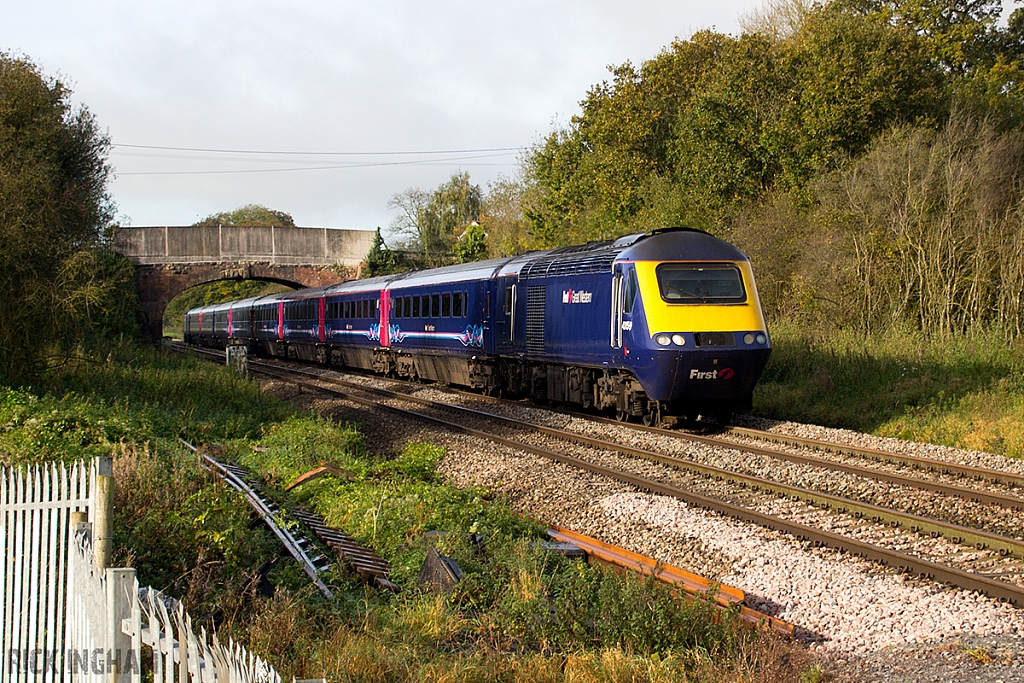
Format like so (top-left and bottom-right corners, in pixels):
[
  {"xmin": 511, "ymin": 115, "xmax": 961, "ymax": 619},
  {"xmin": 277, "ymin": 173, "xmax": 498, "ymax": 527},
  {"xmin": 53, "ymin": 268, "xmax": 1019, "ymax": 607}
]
[{"xmin": 114, "ymin": 225, "xmax": 374, "ymax": 267}]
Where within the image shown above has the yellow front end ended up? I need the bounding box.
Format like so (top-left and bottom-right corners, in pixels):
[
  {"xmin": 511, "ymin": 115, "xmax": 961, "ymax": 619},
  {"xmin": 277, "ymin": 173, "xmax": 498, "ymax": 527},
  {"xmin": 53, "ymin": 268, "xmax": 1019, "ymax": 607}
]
[{"xmin": 633, "ymin": 260, "xmax": 768, "ymax": 335}]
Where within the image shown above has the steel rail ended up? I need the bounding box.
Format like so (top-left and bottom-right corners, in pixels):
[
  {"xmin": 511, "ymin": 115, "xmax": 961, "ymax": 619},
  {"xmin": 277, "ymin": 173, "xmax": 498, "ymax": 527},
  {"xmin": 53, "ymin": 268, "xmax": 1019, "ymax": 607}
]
[
  {"xmin": 178, "ymin": 438, "xmax": 335, "ymax": 599},
  {"xmin": 251, "ymin": 362, "xmax": 1024, "ymax": 561},
  {"xmin": 723, "ymin": 425, "xmax": 1024, "ymax": 490},
  {"xmin": 231, "ymin": 364, "xmax": 804, "ymax": 629},
  {"xmin": 241, "ymin": 362, "xmax": 1024, "ymax": 606},
  {"xmin": 191, "ymin": 343, "xmax": 1024, "ymax": 510},
  {"xmin": 298, "ymin": 361, "xmax": 1024, "ymax": 510}
]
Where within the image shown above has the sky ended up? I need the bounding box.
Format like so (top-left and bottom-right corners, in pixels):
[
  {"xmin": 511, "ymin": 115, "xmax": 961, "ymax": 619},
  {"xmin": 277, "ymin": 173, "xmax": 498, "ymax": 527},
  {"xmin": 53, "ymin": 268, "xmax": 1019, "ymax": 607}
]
[{"xmin": 3, "ymin": 1, "xmax": 760, "ymax": 235}]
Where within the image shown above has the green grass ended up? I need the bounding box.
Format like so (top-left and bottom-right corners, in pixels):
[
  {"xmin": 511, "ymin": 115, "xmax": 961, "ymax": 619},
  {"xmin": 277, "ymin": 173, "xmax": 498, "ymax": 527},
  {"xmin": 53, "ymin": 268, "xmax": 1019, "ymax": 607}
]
[
  {"xmin": 756, "ymin": 320, "xmax": 1024, "ymax": 457},
  {"xmin": 0, "ymin": 343, "xmax": 290, "ymax": 467}
]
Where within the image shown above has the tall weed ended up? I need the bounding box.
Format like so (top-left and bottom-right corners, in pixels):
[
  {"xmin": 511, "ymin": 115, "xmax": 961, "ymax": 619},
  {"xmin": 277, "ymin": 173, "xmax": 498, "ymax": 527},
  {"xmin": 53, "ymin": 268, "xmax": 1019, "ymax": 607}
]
[{"xmin": 757, "ymin": 321, "xmax": 1024, "ymax": 456}]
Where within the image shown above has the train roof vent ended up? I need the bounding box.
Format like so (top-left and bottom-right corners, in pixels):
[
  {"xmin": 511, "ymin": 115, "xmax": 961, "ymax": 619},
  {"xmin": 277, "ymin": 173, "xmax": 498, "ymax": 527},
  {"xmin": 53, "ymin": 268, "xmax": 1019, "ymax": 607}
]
[
  {"xmin": 548, "ymin": 239, "xmax": 613, "ymax": 255},
  {"xmin": 521, "ymin": 251, "xmax": 620, "ymax": 280}
]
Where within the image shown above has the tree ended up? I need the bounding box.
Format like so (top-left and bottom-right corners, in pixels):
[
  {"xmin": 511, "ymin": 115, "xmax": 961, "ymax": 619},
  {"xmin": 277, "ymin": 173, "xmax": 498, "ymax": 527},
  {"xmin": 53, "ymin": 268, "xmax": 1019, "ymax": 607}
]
[
  {"xmin": 453, "ymin": 222, "xmax": 488, "ymax": 263},
  {"xmin": 480, "ymin": 174, "xmax": 533, "ymax": 257},
  {"xmin": 0, "ymin": 53, "xmax": 121, "ymax": 383},
  {"xmin": 831, "ymin": 0, "xmax": 1004, "ymax": 75},
  {"xmin": 193, "ymin": 204, "xmax": 296, "ymax": 227},
  {"xmin": 362, "ymin": 227, "xmax": 408, "ymax": 276},
  {"xmin": 388, "ymin": 172, "xmax": 482, "ymax": 267},
  {"xmin": 524, "ymin": 2, "xmax": 954, "ymax": 242}
]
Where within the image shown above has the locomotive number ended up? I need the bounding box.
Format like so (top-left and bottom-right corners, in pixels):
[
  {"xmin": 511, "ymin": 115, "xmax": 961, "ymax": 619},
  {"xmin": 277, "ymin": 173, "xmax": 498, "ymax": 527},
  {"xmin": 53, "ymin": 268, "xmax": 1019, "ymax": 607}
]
[{"xmin": 621, "ymin": 321, "xmax": 633, "ymax": 331}]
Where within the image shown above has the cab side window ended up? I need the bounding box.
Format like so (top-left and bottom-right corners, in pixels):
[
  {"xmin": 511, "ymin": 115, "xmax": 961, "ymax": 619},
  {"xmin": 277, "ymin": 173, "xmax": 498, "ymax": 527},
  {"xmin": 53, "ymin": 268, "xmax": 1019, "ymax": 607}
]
[{"xmin": 624, "ymin": 268, "xmax": 639, "ymax": 314}]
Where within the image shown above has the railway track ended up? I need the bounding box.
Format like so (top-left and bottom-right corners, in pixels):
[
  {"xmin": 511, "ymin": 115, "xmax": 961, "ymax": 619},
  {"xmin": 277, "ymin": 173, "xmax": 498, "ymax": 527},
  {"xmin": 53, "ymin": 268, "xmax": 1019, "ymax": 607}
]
[
  {"xmin": 175, "ymin": 350, "xmax": 793, "ymax": 632},
  {"xmin": 180, "ymin": 350, "xmax": 1024, "ymax": 606},
  {"xmin": 176, "ymin": 344, "xmax": 1024, "ymax": 606}
]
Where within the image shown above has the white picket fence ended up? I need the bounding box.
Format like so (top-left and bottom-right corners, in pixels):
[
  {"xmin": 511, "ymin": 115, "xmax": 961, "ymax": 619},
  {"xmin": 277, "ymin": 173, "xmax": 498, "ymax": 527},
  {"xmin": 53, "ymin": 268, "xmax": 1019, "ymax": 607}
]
[
  {"xmin": 3, "ymin": 459, "xmax": 282, "ymax": 683},
  {"xmin": 1, "ymin": 460, "xmax": 93, "ymax": 683}
]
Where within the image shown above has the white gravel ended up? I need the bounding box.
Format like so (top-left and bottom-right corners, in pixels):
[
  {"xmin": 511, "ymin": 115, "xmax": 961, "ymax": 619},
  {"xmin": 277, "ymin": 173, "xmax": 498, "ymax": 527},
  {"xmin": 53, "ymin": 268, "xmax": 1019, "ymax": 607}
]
[
  {"xmin": 735, "ymin": 414, "xmax": 1024, "ymax": 478},
  {"xmin": 595, "ymin": 491, "xmax": 1024, "ymax": 654}
]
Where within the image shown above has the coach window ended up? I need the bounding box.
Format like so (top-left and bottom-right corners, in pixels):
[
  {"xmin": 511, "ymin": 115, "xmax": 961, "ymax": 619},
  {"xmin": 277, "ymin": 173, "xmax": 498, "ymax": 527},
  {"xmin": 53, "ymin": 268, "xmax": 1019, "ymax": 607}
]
[
  {"xmin": 453, "ymin": 292, "xmax": 463, "ymax": 317},
  {"xmin": 421, "ymin": 295, "xmax": 430, "ymax": 317},
  {"xmin": 431, "ymin": 294, "xmax": 440, "ymax": 318},
  {"xmin": 404, "ymin": 296, "xmax": 411, "ymax": 318},
  {"xmin": 441, "ymin": 293, "xmax": 451, "ymax": 317},
  {"xmin": 412, "ymin": 295, "xmax": 420, "ymax": 317},
  {"xmin": 393, "ymin": 299, "xmax": 401, "ymax": 319}
]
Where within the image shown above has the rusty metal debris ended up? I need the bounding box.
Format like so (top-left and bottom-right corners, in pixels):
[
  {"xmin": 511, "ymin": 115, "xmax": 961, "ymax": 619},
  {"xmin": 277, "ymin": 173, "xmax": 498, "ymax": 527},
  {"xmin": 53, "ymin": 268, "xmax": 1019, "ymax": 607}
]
[
  {"xmin": 547, "ymin": 526, "xmax": 794, "ymax": 636},
  {"xmin": 285, "ymin": 463, "xmax": 357, "ymax": 491},
  {"xmin": 417, "ymin": 547, "xmax": 464, "ymax": 593}
]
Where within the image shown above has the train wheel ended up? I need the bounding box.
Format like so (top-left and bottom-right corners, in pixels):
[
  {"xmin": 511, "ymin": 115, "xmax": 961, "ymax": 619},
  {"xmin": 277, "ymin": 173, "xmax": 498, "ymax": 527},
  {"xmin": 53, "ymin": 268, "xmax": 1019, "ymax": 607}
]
[{"xmin": 641, "ymin": 402, "xmax": 661, "ymax": 427}]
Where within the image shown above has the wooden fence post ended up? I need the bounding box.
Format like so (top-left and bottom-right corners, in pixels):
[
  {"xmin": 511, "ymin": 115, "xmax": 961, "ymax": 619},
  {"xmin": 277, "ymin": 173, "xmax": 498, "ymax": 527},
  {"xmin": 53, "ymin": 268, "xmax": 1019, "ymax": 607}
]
[{"xmin": 94, "ymin": 457, "xmax": 114, "ymax": 571}]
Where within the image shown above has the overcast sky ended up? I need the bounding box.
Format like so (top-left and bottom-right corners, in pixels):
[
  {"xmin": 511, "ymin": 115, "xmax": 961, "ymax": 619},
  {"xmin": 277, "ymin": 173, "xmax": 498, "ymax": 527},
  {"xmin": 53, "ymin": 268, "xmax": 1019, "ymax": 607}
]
[{"xmin": 3, "ymin": 1, "xmax": 760, "ymax": 234}]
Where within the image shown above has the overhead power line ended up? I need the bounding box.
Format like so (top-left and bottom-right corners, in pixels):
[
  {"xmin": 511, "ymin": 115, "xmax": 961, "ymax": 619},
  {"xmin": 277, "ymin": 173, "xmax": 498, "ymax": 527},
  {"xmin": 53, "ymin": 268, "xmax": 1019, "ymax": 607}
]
[
  {"xmin": 114, "ymin": 151, "xmax": 517, "ymax": 176},
  {"xmin": 112, "ymin": 143, "xmax": 527, "ymax": 156}
]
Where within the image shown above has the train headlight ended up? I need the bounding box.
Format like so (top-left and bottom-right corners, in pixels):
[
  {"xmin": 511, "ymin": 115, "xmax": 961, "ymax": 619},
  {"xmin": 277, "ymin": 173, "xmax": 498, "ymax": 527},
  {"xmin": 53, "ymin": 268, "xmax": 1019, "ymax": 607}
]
[
  {"xmin": 671, "ymin": 334, "xmax": 685, "ymax": 346},
  {"xmin": 756, "ymin": 333, "xmax": 767, "ymax": 344},
  {"xmin": 743, "ymin": 333, "xmax": 755, "ymax": 345},
  {"xmin": 655, "ymin": 334, "xmax": 672, "ymax": 346}
]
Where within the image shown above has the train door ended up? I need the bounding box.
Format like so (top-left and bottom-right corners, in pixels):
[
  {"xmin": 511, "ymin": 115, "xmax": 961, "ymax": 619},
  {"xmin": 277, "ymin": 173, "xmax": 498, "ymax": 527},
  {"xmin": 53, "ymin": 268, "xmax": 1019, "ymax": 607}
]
[
  {"xmin": 379, "ymin": 290, "xmax": 391, "ymax": 347},
  {"xmin": 620, "ymin": 265, "xmax": 639, "ymax": 349},
  {"xmin": 496, "ymin": 277, "xmax": 516, "ymax": 353},
  {"xmin": 610, "ymin": 266, "xmax": 624, "ymax": 349},
  {"xmin": 318, "ymin": 297, "xmax": 326, "ymax": 343}
]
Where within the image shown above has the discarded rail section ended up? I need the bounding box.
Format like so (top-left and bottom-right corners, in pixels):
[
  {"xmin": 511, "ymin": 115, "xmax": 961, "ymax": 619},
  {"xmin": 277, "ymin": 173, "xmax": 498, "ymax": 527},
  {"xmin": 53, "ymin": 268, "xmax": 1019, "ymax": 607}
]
[{"xmin": 179, "ymin": 438, "xmax": 398, "ymax": 596}]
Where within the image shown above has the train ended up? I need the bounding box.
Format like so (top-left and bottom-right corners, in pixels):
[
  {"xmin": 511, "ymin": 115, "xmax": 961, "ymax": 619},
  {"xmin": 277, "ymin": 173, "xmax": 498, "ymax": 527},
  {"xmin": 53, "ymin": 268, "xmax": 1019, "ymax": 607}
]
[{"xmin": 184, "ymin": 228, "xmax": 771, "ymax": 424}]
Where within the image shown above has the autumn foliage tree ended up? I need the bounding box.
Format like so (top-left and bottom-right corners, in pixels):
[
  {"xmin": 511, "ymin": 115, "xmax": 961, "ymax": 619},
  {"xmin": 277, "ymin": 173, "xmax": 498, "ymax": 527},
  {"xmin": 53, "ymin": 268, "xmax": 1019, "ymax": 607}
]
[
  {"xmin": 0, "ymin": 53, "xmax": 138, "ymax": 383},
  {"xmin": 521, "ymin": 0, "xmax": 1024, "ymax": 337}
]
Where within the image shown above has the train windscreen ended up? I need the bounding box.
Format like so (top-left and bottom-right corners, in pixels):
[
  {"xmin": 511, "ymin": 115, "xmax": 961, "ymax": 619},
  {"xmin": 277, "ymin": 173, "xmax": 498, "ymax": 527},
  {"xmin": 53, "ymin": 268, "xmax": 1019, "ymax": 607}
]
[{"xmin": 655, "ymin": 263, "xmax": 746, "ymax": 303}]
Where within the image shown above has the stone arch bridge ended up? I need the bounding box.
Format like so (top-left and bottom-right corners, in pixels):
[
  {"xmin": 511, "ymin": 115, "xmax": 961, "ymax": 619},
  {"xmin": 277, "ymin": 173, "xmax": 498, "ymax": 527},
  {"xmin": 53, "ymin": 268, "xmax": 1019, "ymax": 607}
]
[{"xmin": 113, "ymin": 225, "xmax": 375, "ymax": 341}]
